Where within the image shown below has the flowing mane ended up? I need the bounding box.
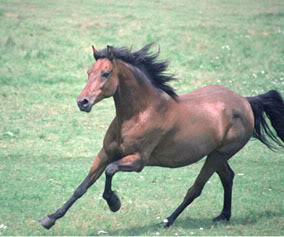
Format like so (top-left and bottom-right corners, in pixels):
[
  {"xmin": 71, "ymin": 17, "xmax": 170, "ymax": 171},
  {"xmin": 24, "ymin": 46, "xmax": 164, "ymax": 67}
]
[{"xmin": 96, "ymin": 43, "xmax": 178, "ymax": 100}]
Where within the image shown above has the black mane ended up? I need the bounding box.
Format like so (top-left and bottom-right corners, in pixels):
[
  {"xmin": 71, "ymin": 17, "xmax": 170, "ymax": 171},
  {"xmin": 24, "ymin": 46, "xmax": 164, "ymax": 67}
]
[{"xmin": 96, "ymin": 43, "xmax": 178, "ymax": 100}]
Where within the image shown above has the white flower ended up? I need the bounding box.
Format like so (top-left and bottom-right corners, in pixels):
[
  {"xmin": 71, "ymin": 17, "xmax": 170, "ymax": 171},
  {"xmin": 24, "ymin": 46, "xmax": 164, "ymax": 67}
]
[
  {"xmin": 4, "ymin": 132, "xmax": 14, "ymax": 137},
  {"xmin": 97, "ymin": 230, "xmax": 108, "ymax": 234},
  {"xmin": 222, "ymin": 45, "xmax": 231, "ymax": 50},
  {"xmin": 0, "ymin": 224, "xmax": 7, "ymax": 229}
]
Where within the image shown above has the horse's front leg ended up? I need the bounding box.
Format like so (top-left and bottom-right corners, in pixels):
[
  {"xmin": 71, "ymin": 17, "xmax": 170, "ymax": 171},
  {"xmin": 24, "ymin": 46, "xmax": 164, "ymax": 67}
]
[
  {"xmin": 102, "ymin": 153, "xmax": 144, "ymax": 212},
  {"xmin": 39, "ymin": 149, "xmax": 109, "ymax": 229}
]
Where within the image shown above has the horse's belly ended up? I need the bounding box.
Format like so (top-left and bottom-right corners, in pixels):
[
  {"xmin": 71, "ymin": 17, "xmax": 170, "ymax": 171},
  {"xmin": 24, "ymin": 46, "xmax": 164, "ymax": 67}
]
[{"xmin": 148, "ymin": 135, "xmax": 217, "ymax": 168}]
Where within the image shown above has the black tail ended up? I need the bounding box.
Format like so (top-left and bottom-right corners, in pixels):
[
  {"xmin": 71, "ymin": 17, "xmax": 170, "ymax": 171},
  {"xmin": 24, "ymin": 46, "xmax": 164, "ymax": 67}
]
[{"xmin": 247, "ymin": 90, "xmax": 284, "ymax": 150}]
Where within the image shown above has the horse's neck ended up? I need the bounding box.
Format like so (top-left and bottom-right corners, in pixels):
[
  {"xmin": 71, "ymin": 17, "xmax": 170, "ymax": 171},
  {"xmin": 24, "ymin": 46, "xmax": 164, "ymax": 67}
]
[{"xmin": 113, "ymin": 62, "xmax": 158, "ymax": 121}]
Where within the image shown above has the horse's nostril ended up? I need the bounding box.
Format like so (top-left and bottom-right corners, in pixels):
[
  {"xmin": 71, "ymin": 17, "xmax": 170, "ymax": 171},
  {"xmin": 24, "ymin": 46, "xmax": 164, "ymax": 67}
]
[
  {"xmin": 81, "ymin": 98, "xmax": 89, "ymax": 107},
  {"xmin": 77, "ymin": 97, "xmax": 92, "ymax": 112}
]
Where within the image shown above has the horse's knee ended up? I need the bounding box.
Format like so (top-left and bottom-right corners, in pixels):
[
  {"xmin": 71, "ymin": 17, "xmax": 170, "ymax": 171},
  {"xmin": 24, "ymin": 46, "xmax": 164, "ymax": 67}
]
[
  {"xmin": 218, "ymin": 163, "xmax": 235, "ymax": 189},
  {"xmin": 74, "ymin": 186, "xmax": 87, "ymax": 199},
  {"xmin": 184, "ymin": 186, "xmax": 202, "ymax": 203},
  {"xmin": 105, "ymin": 163, "xmax": 118, "ymax": 176},
  {"xmin": 192, "ymin": 189, "xmax": 202, "ymax": 199},
  {"xmin": 226, "ymin": 171, "xmax": 234, "ymax": 188},
  {"xmin": 230, "ymin": 169, "xmax": 235, "ymax": 182},
  {"xmin": 223, "ymin": 177, "xmax": 233, "ymax": 189}
]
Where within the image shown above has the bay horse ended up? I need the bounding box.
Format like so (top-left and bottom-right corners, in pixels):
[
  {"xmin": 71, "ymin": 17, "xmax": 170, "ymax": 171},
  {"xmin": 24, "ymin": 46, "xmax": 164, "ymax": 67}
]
[{"xmin": 39, "ymin": 43, "xmax": 284, "ymax": 229}]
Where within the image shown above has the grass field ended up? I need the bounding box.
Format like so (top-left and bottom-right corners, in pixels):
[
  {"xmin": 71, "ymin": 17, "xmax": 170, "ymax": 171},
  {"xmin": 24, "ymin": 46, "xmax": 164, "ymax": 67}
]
[{"xmin": 0, "ymin": 0, "xmax": 284, "ymax": 235}]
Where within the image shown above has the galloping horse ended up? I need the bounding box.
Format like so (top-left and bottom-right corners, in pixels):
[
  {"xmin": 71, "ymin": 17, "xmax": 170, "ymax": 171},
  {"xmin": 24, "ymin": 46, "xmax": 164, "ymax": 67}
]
[{"xmin": 39, "ymin": 43, "xmax": 284, "ymax": 229}]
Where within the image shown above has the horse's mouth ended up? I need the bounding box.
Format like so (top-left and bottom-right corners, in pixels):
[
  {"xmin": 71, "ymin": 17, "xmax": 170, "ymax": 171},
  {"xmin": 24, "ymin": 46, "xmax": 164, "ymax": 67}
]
[{"xmin": 78, "ymin": 105, "xmax": 92, "ymax": 113}]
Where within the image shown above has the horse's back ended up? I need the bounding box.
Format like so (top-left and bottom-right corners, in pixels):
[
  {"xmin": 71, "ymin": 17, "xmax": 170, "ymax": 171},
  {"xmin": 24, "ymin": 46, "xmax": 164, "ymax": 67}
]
[
  {"xmin": 179, "ymin": 85, "xmax": 253, "ymax": 123},
  {"xmin": 180, "ymin": 85, "xmax": 243, "ymax": 103}
]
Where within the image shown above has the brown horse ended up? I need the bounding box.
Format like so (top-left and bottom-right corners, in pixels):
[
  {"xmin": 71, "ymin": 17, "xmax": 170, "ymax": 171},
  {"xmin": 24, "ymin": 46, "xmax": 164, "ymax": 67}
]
[{"xmin": 39, "ymin": 43, "xmax": 284, "ymax": 229}]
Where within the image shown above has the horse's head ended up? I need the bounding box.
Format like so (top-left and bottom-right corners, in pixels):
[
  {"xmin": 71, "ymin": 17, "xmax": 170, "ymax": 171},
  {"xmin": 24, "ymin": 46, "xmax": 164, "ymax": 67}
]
[{"xmin": 77, "ymin": 46, "xmax": 119, "ymax": 112}]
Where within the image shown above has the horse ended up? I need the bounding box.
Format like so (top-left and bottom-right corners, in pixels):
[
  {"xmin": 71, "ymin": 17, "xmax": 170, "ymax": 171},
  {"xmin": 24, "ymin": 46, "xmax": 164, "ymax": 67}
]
[{"xmin": 39, "ymin": 43, "xmax": 284, "ymax": 230}]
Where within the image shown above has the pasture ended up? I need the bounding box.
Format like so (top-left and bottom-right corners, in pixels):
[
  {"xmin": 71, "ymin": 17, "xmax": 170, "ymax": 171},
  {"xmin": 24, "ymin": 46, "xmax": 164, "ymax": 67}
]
[{"xmin": 0, "ymin": 0, "xmax": 283, "ymax": 235}]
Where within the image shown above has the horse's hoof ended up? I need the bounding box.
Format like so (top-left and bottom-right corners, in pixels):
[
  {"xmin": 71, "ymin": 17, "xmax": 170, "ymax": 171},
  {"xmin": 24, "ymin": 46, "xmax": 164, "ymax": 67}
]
[
  {"xmin": 212, "ymin": 213, "xmax": 230, "ymax": 222},
  {"xmin": 110, "ymin": 198, "xmax": 121, "ymax": 212},
  {"xmin": 107, "ymin": 192, "xmax": 121, "ymax": 212},
  {"xmin": 163, "ymin": 218, "xmax": 173, "ymax": 228},
  {"xmin": 39, "ymin": 216, "xmax": 56, "ymax": 229},
  {"xmin": 109, "ymin": 194, "xmax": 121, "ymax": 212}
]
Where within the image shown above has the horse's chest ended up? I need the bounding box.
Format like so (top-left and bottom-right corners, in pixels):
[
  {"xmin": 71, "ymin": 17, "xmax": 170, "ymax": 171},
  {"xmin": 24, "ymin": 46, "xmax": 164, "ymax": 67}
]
[
  {"xmin": 118, "ymin": 130, "xmax": 147, "ymax": 154},
  {"xmin": 118, "ymin": 122, "xmax": 162, "ymax": 156}
]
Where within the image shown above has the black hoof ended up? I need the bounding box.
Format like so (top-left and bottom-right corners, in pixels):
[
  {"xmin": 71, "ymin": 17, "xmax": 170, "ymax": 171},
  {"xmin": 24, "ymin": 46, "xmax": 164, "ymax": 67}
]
[
  {"xmin": 104, "ymin": 191, "xmax": 121, "ymax": 212},
  {"xmin": 39, "ymin": 216, "xmax": 56, "ymax": 229},
  {"xmin": 213, "ymin": 213, "xmax": 230, "ymax": 222}
]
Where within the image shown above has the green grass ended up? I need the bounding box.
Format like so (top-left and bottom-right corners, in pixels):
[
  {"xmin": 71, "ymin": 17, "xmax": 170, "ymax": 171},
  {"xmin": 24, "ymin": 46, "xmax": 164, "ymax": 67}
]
[{"xmin": 0, "ymin": 0, "xmax": 284, "ymax": 235}]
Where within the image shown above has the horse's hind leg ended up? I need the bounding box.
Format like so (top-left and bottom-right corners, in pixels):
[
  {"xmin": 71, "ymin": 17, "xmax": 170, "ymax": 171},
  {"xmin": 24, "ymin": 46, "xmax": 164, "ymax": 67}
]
[
  {"xmin": 165, "ymin": 153, "xmax": 224, "ymax": 227},
  {"xmin": 213, "ymin": 162, "xmax": 235, "ymax": 222}
]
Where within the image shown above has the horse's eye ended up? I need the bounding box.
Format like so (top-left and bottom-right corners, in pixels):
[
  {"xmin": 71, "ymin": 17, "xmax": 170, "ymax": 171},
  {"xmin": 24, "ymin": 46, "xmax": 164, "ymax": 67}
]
[{"xmin": 102, "ymin": 72, "xmax": 110, "ymax": 78}]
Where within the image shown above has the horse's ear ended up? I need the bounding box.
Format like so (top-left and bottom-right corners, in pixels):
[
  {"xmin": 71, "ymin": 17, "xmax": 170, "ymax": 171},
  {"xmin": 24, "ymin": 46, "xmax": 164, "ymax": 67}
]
[
  {"xmin": 92, "ymin": 45, "xmax": 99, "ymax": 61},
  {"xmin": 107, "ymin": 45, "xmax": 114, "ymax": 61}
]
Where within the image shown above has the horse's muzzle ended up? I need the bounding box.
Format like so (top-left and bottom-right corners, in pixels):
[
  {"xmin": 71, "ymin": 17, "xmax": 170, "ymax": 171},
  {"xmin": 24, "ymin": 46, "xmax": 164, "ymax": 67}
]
[{"xmin": 77, "ymin": 97, "xmax": 92, "ymax": 112}]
